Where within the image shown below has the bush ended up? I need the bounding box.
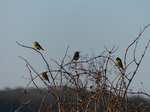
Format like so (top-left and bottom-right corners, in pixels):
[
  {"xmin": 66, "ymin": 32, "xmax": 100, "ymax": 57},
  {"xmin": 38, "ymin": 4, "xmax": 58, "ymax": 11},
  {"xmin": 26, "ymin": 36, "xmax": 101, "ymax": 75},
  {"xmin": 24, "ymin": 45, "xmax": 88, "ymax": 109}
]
[{"xmin": 14, "ymin": 24, "xmax": 150, "ymax": 112}]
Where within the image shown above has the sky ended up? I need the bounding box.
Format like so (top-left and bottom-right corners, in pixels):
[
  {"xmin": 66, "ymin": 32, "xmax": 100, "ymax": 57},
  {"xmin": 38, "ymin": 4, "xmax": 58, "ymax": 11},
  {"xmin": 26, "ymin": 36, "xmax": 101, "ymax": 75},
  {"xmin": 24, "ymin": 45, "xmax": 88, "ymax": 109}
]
[{"xmin": 1, "ymin": 0, "xmax": 150, "ymax": 95}]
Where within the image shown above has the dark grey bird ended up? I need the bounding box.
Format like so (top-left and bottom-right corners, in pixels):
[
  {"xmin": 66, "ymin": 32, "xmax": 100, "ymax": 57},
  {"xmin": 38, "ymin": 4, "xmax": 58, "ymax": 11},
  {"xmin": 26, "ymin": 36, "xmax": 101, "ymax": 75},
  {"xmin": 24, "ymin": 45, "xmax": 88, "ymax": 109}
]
[{"xmin": 72, "ymin": 51, "xmax": 80, "ymax": 62}]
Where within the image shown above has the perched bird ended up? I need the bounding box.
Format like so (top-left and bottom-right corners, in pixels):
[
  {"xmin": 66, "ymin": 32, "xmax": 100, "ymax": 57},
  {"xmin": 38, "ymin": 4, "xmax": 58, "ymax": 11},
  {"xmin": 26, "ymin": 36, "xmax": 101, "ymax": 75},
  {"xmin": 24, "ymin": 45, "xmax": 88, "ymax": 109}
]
[
  {"xmin": 72, "ymin": 51, "xmax": 80, "ymax": 62},
  {"xmin": 34, "ymin": 41, "xmax": 44, "ymax": 50},
  {"xmin": 116, "ymin": 57, "xmax": 124, "ymax": 69},
  {"xmin": 41, "ymin": 72, "xmax": 50, "ymax": 83}
]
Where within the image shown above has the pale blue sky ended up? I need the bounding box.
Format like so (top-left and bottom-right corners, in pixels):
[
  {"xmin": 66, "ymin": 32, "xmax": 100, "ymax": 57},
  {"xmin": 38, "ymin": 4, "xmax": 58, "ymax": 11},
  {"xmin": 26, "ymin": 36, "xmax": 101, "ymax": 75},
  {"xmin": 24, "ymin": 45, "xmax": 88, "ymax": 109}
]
[{"xmin": 1, "ymin": 0, "xmax": 150, "ymax": 94}]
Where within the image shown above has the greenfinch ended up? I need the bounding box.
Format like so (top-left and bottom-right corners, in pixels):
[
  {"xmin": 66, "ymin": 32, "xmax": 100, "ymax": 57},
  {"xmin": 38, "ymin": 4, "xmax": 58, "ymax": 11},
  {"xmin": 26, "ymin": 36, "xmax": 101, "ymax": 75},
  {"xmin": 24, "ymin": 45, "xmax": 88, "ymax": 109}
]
[
  {"xmin": 41, "ymin": 72, "xmax": 50, "ymax": 83},
  {"xmin": 34, "ymin": 41, "xmax": 44, "ymax": 50},
  {"xmin": 116, "ymin": 57, "xmax": 124, "ymax": 69}
]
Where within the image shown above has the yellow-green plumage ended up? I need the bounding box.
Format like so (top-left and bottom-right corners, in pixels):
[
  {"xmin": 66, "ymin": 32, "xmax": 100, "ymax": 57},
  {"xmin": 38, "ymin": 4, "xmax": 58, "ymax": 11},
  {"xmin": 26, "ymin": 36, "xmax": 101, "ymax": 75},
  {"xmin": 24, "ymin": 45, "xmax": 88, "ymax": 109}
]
[
  {"xmin": 41, "ymin": 72, "xmax": 50, "ymax": 83},
  {"xmin": 34, "ymin": 41, "xmax": 44, "ymax": 50},
  {"xmin": 116, "ymin": 57, "xmax": 124, "ymax": 69}
]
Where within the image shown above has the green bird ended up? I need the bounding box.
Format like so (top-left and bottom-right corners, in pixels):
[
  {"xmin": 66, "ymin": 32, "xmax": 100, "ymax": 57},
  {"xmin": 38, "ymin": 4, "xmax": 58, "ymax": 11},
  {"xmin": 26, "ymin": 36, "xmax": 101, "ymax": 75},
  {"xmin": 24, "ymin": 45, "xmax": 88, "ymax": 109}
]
[
  {"xmin": 34, "ymin": 41, "xmax": 44, "ymax": 50},
  {"xmin": 41, "ymin": 72, "xmax": 50, "ymax": 83},
  {"xmin": 116, "ymin": 57, "xmax": 124, "ymax": 69}
]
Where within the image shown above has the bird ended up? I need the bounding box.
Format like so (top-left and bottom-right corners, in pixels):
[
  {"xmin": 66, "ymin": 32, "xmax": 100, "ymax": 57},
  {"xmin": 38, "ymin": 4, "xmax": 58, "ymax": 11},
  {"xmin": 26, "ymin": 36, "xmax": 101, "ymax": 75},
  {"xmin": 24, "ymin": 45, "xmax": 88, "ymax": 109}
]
[
  {"xmin": 34, "ymin": 41, "xmax": 44, "ymax": 50},
  {"xmin": 41, "ymin": 72, "xmax": 50, "ymax": 83},
  {"xmin": 116, "ymin": 57, "xmax": 124, "ymax": 69},
  {"xmin": 72, "ymin": 51, "xmax": 80, "ymax": 62}
]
